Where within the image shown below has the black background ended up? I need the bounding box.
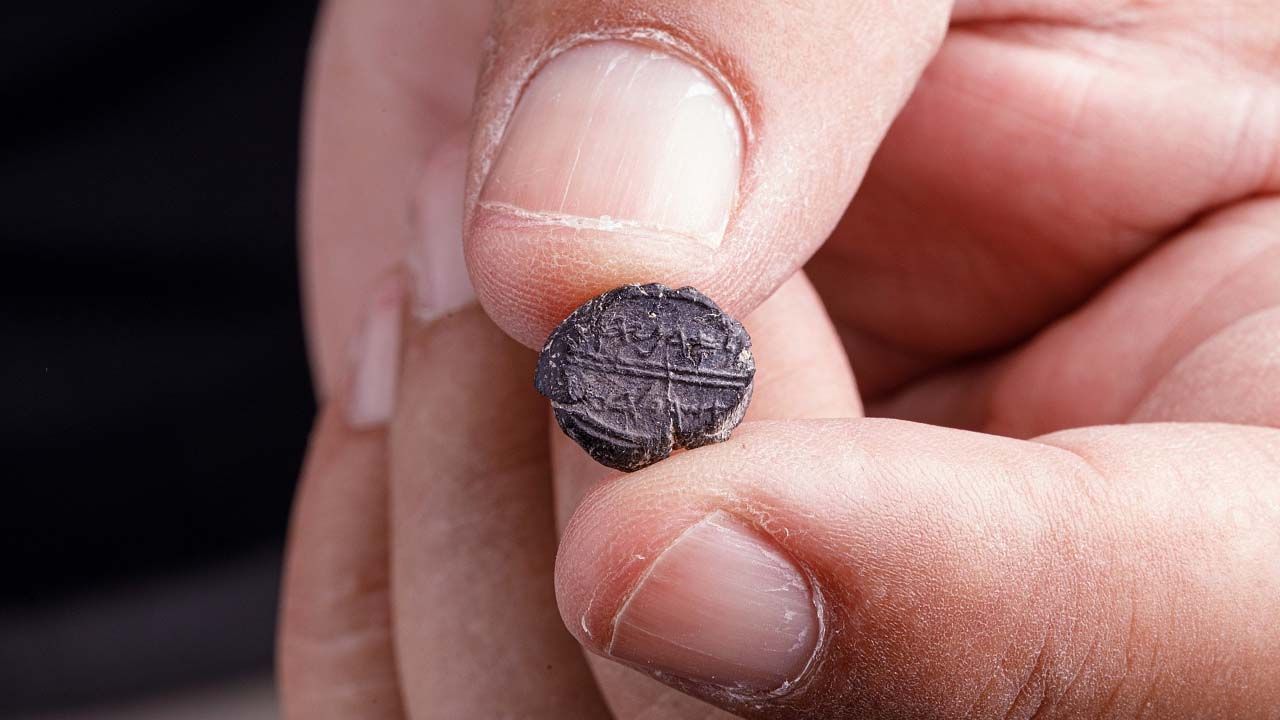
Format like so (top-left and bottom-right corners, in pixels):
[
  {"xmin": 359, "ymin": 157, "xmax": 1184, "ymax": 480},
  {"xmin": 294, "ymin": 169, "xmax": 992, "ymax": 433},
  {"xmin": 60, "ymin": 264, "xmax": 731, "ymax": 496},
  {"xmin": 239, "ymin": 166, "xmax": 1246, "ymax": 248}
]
[{"xmin": 1, "ymin": 1, "xmax": 318, "ymax": 712}]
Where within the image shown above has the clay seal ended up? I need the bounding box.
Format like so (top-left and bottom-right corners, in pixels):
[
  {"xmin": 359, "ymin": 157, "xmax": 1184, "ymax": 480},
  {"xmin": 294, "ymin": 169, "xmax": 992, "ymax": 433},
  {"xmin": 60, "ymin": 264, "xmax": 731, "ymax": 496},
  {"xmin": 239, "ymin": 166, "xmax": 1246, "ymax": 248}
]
[{"xmin": 535, "ymin": 284, "xmax": 755, "ymax": 472}]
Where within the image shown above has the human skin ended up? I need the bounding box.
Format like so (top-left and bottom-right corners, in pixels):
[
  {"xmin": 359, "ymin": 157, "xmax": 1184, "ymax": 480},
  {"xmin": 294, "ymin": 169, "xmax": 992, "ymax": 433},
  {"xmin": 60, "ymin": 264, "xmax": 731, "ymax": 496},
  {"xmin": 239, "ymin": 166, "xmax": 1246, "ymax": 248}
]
[{"xmin": 279, "ymin": 1, "xmax": 1280, "ymax": 718}]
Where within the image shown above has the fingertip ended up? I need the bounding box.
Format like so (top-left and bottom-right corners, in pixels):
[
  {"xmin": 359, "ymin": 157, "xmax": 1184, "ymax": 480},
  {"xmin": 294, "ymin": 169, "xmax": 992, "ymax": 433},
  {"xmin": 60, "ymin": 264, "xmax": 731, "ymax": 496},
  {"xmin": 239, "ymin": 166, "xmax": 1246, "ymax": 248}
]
[
  {"xmin": 465, "ymin": 34, "xmax": 748, "ymax": 348},
  {"xmin": 554, "ymin": 424, "xmax": 834, "ymax": 701},
  {"xmin": 467, "ymin": 204, "xmax": 722, "ymax": 348},
  {"xmin": 465, "ymin": 0, "xmax": 954, "ymax": 349}
]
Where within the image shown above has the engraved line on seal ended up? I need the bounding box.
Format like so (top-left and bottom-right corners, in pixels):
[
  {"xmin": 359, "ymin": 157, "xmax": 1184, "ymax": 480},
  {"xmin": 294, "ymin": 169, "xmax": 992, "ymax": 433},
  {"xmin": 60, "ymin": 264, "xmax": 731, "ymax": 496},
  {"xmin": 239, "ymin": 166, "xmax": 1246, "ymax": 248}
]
[
  {"xmin": 555, "ymin": 406, "xmax": 649, "ymax": 449},
  {"xmin": 568, "ymin": 356, "xmax": 751, "ymax": 388}
]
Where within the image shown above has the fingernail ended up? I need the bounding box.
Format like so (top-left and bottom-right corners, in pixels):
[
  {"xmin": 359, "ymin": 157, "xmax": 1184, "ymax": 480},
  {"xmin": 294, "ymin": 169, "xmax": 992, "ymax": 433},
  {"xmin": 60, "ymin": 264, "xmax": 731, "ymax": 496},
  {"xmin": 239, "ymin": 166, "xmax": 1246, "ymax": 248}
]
[
  {"xmin": 346, "ymin": 274, "xmax": 405, "ymax": 429},
  {"xmin": 608, "ymin": 512, "xmax": 819, "ymax": 694},
  {"xmin": 481, "ymin": 40, "xmax": 743, "ymax": 248},
  {"xmin": 409, "ymin": 133, "xmax": 476, "ymax": 324}
]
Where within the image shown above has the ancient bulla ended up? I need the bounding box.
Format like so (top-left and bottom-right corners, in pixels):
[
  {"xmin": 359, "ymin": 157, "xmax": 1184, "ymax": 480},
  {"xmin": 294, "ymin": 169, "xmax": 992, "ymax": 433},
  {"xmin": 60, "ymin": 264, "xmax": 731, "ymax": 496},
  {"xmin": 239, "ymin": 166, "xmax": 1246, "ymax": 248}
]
[{"xmin": 535, "ymin": 284, "xmax": 755, "ymax": 472}]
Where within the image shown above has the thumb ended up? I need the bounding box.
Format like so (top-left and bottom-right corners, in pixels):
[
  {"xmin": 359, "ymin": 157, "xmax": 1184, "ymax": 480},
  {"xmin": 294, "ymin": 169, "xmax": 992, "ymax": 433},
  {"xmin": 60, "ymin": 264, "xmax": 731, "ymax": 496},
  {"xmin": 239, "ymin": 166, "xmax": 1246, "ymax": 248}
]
[
  {"xmin": 463, "ymin": 0, "xmax": 953, "ymax": 348},
  {"xmin": 555, "ymin": 420, "xmax": 1280, "ymax": 718}
]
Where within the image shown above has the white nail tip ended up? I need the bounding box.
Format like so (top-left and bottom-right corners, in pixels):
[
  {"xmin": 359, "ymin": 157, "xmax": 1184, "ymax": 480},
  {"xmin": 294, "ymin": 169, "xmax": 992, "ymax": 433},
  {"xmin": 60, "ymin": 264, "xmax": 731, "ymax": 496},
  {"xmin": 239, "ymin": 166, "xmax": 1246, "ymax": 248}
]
[{"xmin": 346, "ymin": 275, "xmax": 405, "ymax": 429}]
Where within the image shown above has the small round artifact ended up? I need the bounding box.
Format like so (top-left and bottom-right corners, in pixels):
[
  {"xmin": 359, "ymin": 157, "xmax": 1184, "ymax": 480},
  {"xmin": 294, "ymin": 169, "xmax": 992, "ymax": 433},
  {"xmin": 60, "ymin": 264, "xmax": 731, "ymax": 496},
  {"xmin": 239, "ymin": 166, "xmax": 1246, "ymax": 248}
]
[{"xmin": 534, "ymin": 284, "xmax": 755, "ymax": 472}]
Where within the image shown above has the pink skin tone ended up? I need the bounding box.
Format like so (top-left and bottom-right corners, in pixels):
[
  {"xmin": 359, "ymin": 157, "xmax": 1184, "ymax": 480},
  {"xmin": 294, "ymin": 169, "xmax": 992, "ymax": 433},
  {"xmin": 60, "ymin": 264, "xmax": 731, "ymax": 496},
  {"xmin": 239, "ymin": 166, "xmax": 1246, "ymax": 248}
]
[
  {"xmin": 481, "ymin": 41, "xmax": 742, "ymax": 249},
  {"xmin": 285, "ymin": 0, "xmax": 1280, "ymax": 718}
]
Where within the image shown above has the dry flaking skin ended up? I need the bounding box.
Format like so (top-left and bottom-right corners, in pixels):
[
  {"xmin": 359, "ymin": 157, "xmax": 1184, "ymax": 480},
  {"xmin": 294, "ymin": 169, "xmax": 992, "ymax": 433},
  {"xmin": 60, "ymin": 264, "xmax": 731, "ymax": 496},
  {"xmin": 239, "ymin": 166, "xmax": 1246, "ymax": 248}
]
[{"xmin": 535, "ymin": 284, "xmax": 755, "ymax": 472}]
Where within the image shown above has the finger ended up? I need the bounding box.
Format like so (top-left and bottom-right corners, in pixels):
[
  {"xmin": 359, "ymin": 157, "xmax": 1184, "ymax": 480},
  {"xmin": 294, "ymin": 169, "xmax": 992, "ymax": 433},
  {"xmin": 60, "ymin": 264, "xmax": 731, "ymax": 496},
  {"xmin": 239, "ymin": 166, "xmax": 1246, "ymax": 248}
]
[
  {"xmin": 740, "ymin": 273, "xmax": 863, "ymax": 424},
  {"xmin": 552, "ymin": 271, "xmax": 861, "ymax": 719},
  {"xmin": 1004, "ymin": 197, "xmax": 1280, "ymax": 433},
  {"xmin": 464, "ymin": 0, "xmax": 954, "ymax": 348},
  {"xmin": 278, "ymin": 411, "xmax": 401, "ymax": 720},
  {"xmin": 872, "ymin": 196, "xmax": 1280, "ymax": 436},
  {"xmin": 811, "ymin": 2, "xmax": 1280, "ymax": 399},
  {"xmin": 388, "ymin": 302, "xmax": 609, "ymax": 718},
  {"xmin": 302, "ymin": 0, "xmax": 491, "ymax": 394},
  {"xmin": 384, "ymin": 140, "xmax": 612, "ymax": 720},
  {"xmin": 278, "ymin": 284, "xmax": 406, "ymax": 719},
  {"xmin": 557, "ymin": 420, "xmax": 1280, "ymax": 718}
]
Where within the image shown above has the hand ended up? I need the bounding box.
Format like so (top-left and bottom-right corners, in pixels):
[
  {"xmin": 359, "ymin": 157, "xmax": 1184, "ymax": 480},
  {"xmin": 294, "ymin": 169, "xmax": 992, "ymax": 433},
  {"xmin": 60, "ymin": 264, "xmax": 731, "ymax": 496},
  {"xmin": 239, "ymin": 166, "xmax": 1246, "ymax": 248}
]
[{"xmin": 279, "ymin": 1, "xmax": 1280, "ymax": 718}]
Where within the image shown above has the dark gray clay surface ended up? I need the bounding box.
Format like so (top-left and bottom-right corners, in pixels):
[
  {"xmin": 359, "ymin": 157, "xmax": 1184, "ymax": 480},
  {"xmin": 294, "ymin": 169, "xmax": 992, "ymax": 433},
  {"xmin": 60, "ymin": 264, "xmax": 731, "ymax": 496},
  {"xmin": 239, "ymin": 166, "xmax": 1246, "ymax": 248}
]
[{"xmin": 535, "ymin": 284, "xmax": 755, "ymax": 472}]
